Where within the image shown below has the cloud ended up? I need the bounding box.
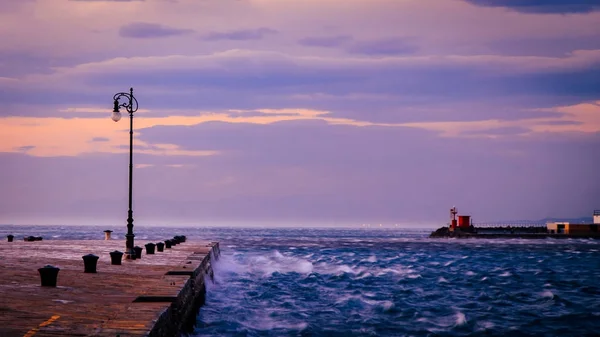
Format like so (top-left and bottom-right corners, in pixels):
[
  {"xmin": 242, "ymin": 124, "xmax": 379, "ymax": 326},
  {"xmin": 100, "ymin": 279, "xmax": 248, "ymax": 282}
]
[
  {"xmin": 118, "ymin": 22, "xmax": 194, "ymax": 38},
  {"xmin": 468, "ymin": 126, "xmax": 530, "ymax": 136},
  {"xmin": 463, "ymin": 0, "xmax": 600, "ymax": 14},
  {"xmin": 91, "ymin": 137, "xmax": 110, "ymax": 142},
  {"xmin": 17, "ymin": 145, "xmax": 35, "ymax": 152},
  {"xmin": 202, "ymin": 28, "xmax": 278, "ymax": 41},
  {"xmin": 346, "ymin": 37, "xmax": 418, "ymax": 56},
  {"xmin": 128, "ymin": 120, "xmax": 599, "ymax": 221},
  {"xmin": 3, "ymin": 49, "xmax": 599, "ymax": 125},
  {"xmin": 0, "ymin": 115, "xmax": 220, "ymax": 157},
  {"xmin": 297, "ymin": 36, "xmax": 417, "ymax": 56},
  {"xmin": 2, "ymin": 117, "xmax": 599, "ymax": 223},
  {"xmin": 70, "ymin": 0, "xmax": 144, "ymax": 2},
  {"xmin": 298, "ymin": 35, "xmax": 352, "ymax": 47},
  {"xmin": 0, "ymin": 0, "xmax": 35, "ymax": 11},
  {"xmin": 0, "ymin": 49, "xmax": 598, "ymax": 135},
  {"xmin": 486, "ymin": 35, "xmax": 600, "ymax": 57}
]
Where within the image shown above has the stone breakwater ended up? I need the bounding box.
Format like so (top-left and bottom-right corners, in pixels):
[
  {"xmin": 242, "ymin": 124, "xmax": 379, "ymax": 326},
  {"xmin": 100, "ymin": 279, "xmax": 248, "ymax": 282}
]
[
  {"xmin": 0, "ymin": 238, "xmax": 219, "ymax": 337},
  {"xmin": 429, "ymin": 226, "xmax": 600, "ymax": 239}
]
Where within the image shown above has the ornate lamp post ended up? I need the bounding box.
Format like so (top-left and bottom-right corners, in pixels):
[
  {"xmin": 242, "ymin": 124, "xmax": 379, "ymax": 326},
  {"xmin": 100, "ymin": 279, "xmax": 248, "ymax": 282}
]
[{"xmin": 111, "ymin": 88, "xmax": 139, "ymax": 260}]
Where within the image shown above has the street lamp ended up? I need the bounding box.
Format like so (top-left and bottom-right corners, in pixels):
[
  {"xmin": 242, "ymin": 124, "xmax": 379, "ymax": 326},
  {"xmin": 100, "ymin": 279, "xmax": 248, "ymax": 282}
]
[{"xmin": 112, "ymin": 88, "xmax": 139, "ymax": 260}]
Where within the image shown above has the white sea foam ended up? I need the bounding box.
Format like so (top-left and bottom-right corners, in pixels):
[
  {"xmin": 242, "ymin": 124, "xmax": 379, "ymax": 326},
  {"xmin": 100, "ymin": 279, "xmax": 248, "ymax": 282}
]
[
  {"xmin": 380, "ymin": 301, "xmax": 394, "ymax": 311},
  {"xmin": 540, "ymin": 290, "xmax": 555, "ymax": 299},
  {"xmin": 465, "ymin": 271, "xmax": 476, "ymax": 276},
  {"xmin": 242, "ymin": 314, "xmax": 308, "ymax": 332},
  {"xmin": 499, "ymin": 271, "xmax": 512, "ymax": 277},
  {"xmin": 478, "ymin": 321, "xmax": 495, "ymax": 330},
  {"xmin": 438, "ymin": 277, "xmax": 449, "ymax": 283},
  {"xmin": 455, "ymin": 312, "xmax": 467, "ymax": 326}
]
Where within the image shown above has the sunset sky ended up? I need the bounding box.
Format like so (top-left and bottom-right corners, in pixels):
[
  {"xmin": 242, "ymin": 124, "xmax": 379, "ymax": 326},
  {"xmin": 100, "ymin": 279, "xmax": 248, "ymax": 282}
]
[{"xmin": 1, "ymin": 0, "xmax": 599, "ymax": 226}]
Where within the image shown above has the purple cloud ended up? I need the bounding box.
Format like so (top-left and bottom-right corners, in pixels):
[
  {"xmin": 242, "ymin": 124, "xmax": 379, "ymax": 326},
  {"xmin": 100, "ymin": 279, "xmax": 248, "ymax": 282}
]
[
  {"xmin": 487, "ymin": 35, "xmax": 600, "ymax": 57},
  {"xmin": 0, "ymin": 0, "xmax": 35, "ymax": 11},
  {"xmin": 297, "ymin": 36, "xmax": 417, "ymax": 56},
  {"xmin": 467, "ymin": 126, "xmax": 530, "ymax": 136},
  {"xmin": 463, "ymin": 0, "xmax": 600, "ymax": 13},
  {"xmin": 70, "ymin": 0, "xmax": 144, "ymax": 2},
  {"xmin": 119, "ymin": 22, "xmax": 193, "ymax": 38},
  {"xmin": 91, "ymin": 137, "xmax": 110, "ymax": 142},
  {"xmin": 2, "ymin": 119, "xmax": 598, "ymax": 223},
  {"xmin": 2, "ymin": 50, "xmax": 598, "ymax": 125},
  {"xmin": 345, "ymin": 37, "xmax": 417, "ymax": 56},
  {"xmin": 17, "ymin": 146, "xmax": 35, "ymax": 152},
  {"xmin": 298, "ymin": 35, "xmax": 352, "ymax": 47},
  {"xmin": 536, "ymin": 120, "xmax": 583, "ymax": 126},
  {"xmin": 203, "ymin": 28, "xmax": 277, "ymax": 41}
]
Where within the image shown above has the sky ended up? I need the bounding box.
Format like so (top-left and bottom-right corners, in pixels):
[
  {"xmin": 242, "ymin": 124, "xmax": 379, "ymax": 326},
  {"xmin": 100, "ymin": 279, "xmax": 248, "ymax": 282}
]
[{"xmin": 1, "ymin": 0, "xmax": 599, "ymax": 227}]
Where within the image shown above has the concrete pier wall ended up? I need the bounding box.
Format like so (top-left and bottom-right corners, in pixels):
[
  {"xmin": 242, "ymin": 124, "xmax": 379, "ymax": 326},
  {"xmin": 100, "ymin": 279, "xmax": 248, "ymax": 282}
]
[{"xmin": 149, "ymin": 242, "xmax": 220, "ymax": 337}]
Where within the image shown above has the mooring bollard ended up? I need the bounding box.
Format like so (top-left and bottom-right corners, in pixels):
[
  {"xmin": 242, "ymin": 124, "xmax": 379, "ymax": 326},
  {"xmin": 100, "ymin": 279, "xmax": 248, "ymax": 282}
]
[
  {"xmin": 24, "ymin": 236, "xmax": 35, "ymax": 242},
  {"xmin": 180, "ymin": 235, "xmax": 186, "ymax": 243},
  {"xmin": 170, "ymin": 238, "xmax": 178, "ymax": 246},
  {"xmin": 145, "ymin": 243, "xmax": 156, "ymax": 254},
  {"xmin": 104, "ymin": 230, "xmax": 113, "ymax": 240},
  {"xmin": 165, "ymin": 240, "xmax": 172, "ymax": 249},
  {"xmin": 156, "ymin": 242, "xmax": 164, "ymax": 252},
  {"xmin": 38, "ymin": 265, "xmax": 60, "ymax": 287},
  {"xmin": 109, "ymin": 250, "xmax": 124, "ymax": 265},
  {"xmin": 34, "ymin": 236, "xmax": 43, "ymax": 241},
  {"xmin": 82, "ymin": 254, "xmax": 99, "ymax": 273},
  {"xmin": 7, "ymin": 234, "xmax": 14, "ymax": 242},
  {"xmin": 134, "ymin": 246, "xmax": 143, "ymax": 259}
]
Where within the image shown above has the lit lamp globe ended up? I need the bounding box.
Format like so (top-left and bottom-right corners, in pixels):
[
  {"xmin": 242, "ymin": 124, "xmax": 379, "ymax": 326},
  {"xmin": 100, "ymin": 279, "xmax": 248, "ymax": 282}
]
[
  {"xmin": 112, "ymin": 100, "xmax": 122, "ymax": 122},
  {"xmin": 111, "ymin": 111, "xmax": 122, "ymax": 122}
]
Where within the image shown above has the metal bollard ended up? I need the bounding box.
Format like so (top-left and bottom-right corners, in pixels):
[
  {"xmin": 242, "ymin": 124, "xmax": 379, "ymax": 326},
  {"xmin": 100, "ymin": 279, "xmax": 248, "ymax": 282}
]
[
  {"xmin": 165, "ymin": 240, "xmax": 172, "ymax": 249},
  {"xmin": 145, "ymin": 243, "xmax": 156, "ymax": 254},
  {"xmin": 7, "ymin": 235, "xmax": 14, "ymax": 242},
  {"xmin": 109, "ymin": 251, "xmax": 123, "ymax": 265},
  {"xmin": 82, "ymin": 254, "xmax": 99, "ymax": 273},
  {"xmin": 156, "ymin": 242, "xmax": 164, "ymax": 252},
  {"xmin": 134, "ymin": 246, "xmax": 143, "ymax": 259},
  {"xmin": 38, "ymin": 265, "xmax": 60, "ymax": 287},
  {"xmin": 104, "ymin": 230, "xmax": 113, "ymax": 240}
]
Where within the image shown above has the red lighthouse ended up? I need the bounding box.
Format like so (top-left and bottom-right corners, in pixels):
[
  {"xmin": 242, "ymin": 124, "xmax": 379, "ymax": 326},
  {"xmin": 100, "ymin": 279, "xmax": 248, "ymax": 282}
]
[
  {"xmin": 450, "ymin": 207, "xmax": 458, "ymax": 230},
  {"xmin": 449, "ymin": 207, "xmax": 472, "ymax": 231}
]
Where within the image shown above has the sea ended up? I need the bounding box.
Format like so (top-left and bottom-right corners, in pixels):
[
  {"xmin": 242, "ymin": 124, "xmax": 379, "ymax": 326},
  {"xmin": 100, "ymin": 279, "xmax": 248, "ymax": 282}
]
[{"xmin": 2, "ymin": 225, "xmax": 600, "ymax": 337}]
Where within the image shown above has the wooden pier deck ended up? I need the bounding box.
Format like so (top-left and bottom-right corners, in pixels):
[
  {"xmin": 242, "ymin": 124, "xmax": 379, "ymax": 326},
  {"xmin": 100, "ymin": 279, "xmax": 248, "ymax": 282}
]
[{"xmin": 0, "ymin": 238, "xmax": 219, "ymax": 337}]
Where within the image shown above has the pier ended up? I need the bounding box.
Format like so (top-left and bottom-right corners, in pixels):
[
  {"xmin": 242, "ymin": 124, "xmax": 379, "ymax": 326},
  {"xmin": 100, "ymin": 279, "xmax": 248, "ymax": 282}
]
[{"xmin": 0, "ymin": 238, "xmax": 219, "ymax": 337}]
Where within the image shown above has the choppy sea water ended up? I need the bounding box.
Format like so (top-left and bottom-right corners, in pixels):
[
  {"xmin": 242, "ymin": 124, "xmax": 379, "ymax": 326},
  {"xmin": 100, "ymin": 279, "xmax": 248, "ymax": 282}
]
[{"xmin": 2, "ymin": 226, "xmax": 600, "ymax": 336}]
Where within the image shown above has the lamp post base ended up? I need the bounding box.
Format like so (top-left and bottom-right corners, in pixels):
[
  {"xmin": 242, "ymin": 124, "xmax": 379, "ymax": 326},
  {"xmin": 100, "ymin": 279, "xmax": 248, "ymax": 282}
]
[
  {"xmin": 125, "ymin": 232, "xmax": 136, "ymax": 260},
  {"xmin": 124, "ymin": 249, "xmax": 136, "ymax": 260}
]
